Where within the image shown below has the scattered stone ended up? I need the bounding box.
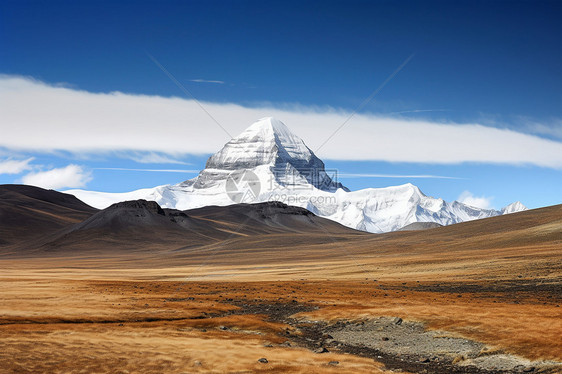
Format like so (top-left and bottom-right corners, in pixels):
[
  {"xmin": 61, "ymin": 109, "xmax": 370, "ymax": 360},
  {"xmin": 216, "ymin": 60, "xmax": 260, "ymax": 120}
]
[
  {"xmin": 392, "ymin": 317, "xmax": 403, "ymax": 325},
  {"xmin": 314, "ymin": 347, "xmax": 329, "ymax": 353},
  {"xmin": 328, "ymin": 361, "xmax": 339, "ymax": 366},
  {"xmin": 382, "ymin": 337, "xmax": 389, "ymax": 341},
  {"xmin": 219, "ymin": 326, "xmax": 229, "ymax": 330},
  {"xmin": 258, "ymin": 358, "xmax": 268, "ymax": 364},
  {"xmin": 420, "ymin": 357, "xmax": 430, "ymax": 363},
  {"xmin": 452, "ymin": 355, "xmax": 466, "ymax": 364}
]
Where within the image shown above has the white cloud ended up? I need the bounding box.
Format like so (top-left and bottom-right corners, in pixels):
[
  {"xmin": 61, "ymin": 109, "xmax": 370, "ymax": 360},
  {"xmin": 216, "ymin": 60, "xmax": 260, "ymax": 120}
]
[
  {"xmin": 21, "ymin": 164, "xmax": 92, "ymax": 189},
  {"xmin": 457, "ymin": 190, "xmax": 494, "ymax": 210},
  {"xmin": 189, "ymin": 79, "xmax": 225, "ymax": 84},
  {"xmin": 95, "ymin": 167, "xmax": 199, "ymax": 173},
  {"xmin": 0, "ymin": 157, "xmax": 34, "ymax": 174},
  {"xmin": 128, "ymin": 152, "xmax": 189, "ymax": 164},
  {"xmin": 339, "ymin": 173, "xmax": 463, "ymax": 179},
  {"xmin": 1, "ymin": 75, "xmax": 561, "ymax": 168},
  {"xmin": 528, "ymin": 121, "xmax": 562, "ymax": 140}
]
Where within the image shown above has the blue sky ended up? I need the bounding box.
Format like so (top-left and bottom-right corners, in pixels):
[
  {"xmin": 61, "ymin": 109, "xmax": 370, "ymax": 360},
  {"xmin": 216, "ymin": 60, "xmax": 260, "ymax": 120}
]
[{"xmin": 0, "ymin": 0, "xmax": 561, "ymax": 210}]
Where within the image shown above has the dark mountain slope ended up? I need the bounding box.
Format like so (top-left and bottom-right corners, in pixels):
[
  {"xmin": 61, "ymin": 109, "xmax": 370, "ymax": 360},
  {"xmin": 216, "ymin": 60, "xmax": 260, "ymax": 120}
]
[
  {"xmin": 0, "ymin": 184, "xmax": 97, "ymax": 246},
  {"xmin": 0, "ymin": 185, "xmax": 364, "ymax": 255},
  {"xmin": 37, "ymin": 200, "xmax": 364, "ymax": 253}
]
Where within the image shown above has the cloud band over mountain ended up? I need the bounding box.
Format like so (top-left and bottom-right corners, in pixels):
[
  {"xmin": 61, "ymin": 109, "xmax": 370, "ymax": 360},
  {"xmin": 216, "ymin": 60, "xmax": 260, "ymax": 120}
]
[{"xmin": 1, "ymin": 75, "xmax": 561, "ymax": 169}]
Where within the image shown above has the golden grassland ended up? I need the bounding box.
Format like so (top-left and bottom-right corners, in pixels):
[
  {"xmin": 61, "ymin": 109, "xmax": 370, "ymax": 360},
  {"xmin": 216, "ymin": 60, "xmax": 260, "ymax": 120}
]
[
  {"xmin": 0, "ymin": 273, "xmax": 560, "ymax": 373},
  {"xmin": 0, "ymin": 205, "xmax": 560, "ymax": 373}
]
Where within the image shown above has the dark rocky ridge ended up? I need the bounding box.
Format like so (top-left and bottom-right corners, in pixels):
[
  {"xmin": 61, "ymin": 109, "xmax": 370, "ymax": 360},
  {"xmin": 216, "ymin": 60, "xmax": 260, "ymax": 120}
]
[
  {"xmin": 108, "ymin": 200, "xmax": 166, "ymax": 215},
  {"xmin": 68, "ymin": 199, "xmax": 185, "ymax": 232},
  {"xmin": 0, "ymin": 186, "xmax": 363, "ymax": 254}
]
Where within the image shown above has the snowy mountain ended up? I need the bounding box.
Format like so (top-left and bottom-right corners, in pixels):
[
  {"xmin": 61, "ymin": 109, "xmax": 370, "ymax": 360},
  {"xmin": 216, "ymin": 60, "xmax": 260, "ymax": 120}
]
[
  {"xmin": 501, "ymin": 201, "xmax": 527, "ymax": 214},
  {"xmin": 66, "ymin": 117, "xmax": 527, "ymax": 233},
  {"xmin": 189, "ymin": 117, "xmax": 347, "ymax": 192}
]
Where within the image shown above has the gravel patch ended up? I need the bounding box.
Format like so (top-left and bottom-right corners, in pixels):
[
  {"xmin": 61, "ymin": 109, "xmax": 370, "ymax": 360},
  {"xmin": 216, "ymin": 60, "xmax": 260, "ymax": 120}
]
[
  {"xmin": 329, "ymin": 317, "xmax": 484, "ymax": 358},
  {"xmin": 327, "ymin": 316, "xmax": 560, "ymax": 373}
]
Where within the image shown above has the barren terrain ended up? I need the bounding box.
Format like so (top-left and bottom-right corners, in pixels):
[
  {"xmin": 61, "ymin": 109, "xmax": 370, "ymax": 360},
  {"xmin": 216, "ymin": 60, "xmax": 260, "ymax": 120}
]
[{"xmin": 0, "ymin": 186, "xmax": 560, "ymax": 373}]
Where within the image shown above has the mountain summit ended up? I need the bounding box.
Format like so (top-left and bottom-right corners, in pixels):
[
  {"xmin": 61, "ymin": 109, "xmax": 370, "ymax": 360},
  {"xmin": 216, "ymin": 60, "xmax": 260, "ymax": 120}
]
[
  {"xmin": 66, "ymin": 118, "xmax": 527, "ymax": 233},
  {"xmin": 184, "ymin": 117, "xmax": 347, "ymax": 192}
]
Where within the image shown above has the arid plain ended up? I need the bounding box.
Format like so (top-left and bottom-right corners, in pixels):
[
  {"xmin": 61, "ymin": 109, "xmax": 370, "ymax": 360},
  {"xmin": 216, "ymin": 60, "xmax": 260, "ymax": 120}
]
[{"xmin": 0, "ymin": 186, "xmax": 561, "ymax": 373}]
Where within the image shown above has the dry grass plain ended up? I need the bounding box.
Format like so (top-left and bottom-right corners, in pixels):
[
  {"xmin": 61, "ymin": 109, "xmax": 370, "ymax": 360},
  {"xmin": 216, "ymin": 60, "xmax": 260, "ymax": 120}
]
[{"xmin": 1, "ymin": 204, "xmax": 561, "ymax": 373}]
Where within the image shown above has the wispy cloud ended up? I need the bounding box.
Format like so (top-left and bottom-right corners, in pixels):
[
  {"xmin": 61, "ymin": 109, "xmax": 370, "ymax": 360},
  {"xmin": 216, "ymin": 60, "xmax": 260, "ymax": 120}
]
[
  {"xmin": 339, "ymin": 173, "xmax": 463, "ymax": 179},
  {"xmin": 95, "ymin": 167, "xmax": 199, "ymax": 173},
  {"xmin": 0, "ymin": 157, "xmax": 34, "ymax": 174},
  {"xmin": 457, "ymin": 190, "xmax": 494, "ymax": 210},
  {"xmin": 1, "ymin": 75, "xmax": 561, "ymax": 169},
  {"xmin": 189, "ymin": 79, "xmax": 225, "ymax": 84},
  {"xmin": 525, "ymin": 118, "xmax": 562, "ymax": 140},
  {"xmin": 127, "ymin": 152, "xmax": 190, "ymax": 165},
  {"xmin": 386, "ymin": 109, "xmax": 451, "ymax": 115},
  {"xmin": 21, "ymin": 164, "xmax": 92, "ymax": 189}
]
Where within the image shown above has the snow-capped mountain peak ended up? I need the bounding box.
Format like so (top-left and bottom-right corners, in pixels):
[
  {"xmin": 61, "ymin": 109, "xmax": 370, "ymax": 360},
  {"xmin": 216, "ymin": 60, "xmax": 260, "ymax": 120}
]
[
  {"xmin": 65, "ymin": 118, "xmax": 528, "ymax": 233},
  {"xmin": 241, "ymin": 117, "xmax": 310, "ymax": 160},
  {"xmin": 185, "ymin": 117, "xmax": 347, "ymax": 192},
  {"xmin": 203, "ymin": 117, "xmax": 314, "ymax": 170},
  {"xmin": 502, "ymin": 201, "xmax": 527, "ymax": 214}
]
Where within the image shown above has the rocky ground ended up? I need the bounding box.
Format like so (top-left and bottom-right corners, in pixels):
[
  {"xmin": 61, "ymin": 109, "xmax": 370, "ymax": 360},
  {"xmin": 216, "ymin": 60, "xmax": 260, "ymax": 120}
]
[{"xmin": 229, "ymin": 301, "xmax": 560, "ymax": 374}]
